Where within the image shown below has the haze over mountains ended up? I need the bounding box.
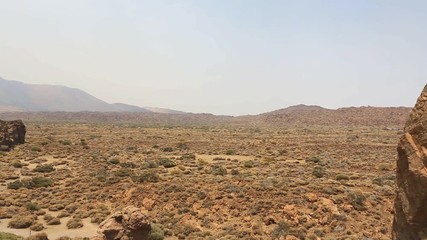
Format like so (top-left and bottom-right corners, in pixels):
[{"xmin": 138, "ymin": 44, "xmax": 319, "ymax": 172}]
[
  {"xmin": 0, "ymin": 77, "xmax": 180, "ymax": 113},
  {"xmin": 0, "ymin": 76, "xmax": 412, "ymax": 126}
]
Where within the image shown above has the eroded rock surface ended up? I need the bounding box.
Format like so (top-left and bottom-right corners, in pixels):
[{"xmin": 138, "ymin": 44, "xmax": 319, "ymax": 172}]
[
  {"xmin": 393, "ymin": 85, "xmax": 427, "ymax": 239},
  {"xmin": 0, "ymin": 119, "xmax": 26, "ymax": 151},
  {"xmin": 92, "ymin": 206, "xmax": 151, "ymax": 240}
]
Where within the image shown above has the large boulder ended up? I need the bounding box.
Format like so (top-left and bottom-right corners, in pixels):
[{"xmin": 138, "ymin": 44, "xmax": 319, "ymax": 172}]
[
  {"xmin": 0, "ymin": 120, "xmax": 26, "ymax": 151},
  {"xmin": 92, "ymin": 206, "xmax": 151, "ymax": 240},
  {"xmin": 393, "ymin": 85, "xmax": 427, "ymax": 239}
]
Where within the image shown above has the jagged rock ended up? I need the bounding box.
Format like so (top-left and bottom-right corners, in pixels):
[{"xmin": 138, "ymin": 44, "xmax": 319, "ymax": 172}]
[
  {"xmin": 92, "ymin": 206, "xmax": 151, "ymax": 240},
  {"xmin": 0, "ymin": 120, "xmax": 26, "ymax": 151},
  {"xmin": 393, "ymin": 85, "xmax": 427, "ymax": 239}
]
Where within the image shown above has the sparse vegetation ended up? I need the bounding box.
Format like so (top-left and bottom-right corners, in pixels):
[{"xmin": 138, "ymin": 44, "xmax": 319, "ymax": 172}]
[{"xmin": 0, "ymin": 118, "xmax": 402, "ymax": 239}]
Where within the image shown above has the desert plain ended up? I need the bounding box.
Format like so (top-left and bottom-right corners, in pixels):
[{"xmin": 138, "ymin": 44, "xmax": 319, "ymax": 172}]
[{"xmin": 0, "ymin": 108, "xmax": 409, "ymax": 239}]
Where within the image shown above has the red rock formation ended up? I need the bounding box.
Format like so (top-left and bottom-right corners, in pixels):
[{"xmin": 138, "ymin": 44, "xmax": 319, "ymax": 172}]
[
  {"xmin": 393, "ymin": 85, "xmax": 427, "ymax": 239},
  {"xmin": 92, "ymin": 206, "xmax": 151, "ymax": 240}
]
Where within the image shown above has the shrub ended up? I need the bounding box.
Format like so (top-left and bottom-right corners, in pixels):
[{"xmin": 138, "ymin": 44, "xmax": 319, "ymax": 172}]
[
  {"xmin": 114, "ymin": 169, "xmax": 132, "ymax": 177},
  {"xmin": 335, "ymin": 174, "xmax": 350, "ymax": 181},
  {"xmin": 7, "ymin": 180, "xmax": 23, "ymax": 189},
  {"xmin": 47, "ymin": 218, "xmax": 61, "ymax": 225},
  {"xmin": 119, "ymin": 162, "xmax": 137, "ymax": 168},
  {"xmin": 177, "ymin": 143, "xmax": 189, "ymax": 150},
  {"xmin": 243, "ymin": 160, "xmax": 254, "ymax": 168},
  {"xmin": 271, "ymin": 221, "xmax": 290, "ymax": 239},
  {"xmin": 30, "ymin": 222, "xmax": 44, "ymax": 231},
  {"xmin": 158, "ymin": 158, "xmax": 176, "ymax": 168},
  {"xmin": 211, "ymin": 165, "xmax": 227, "ymax": 176},
  {"xmin": 0, "ymin": 232, "xmax": 23, "ymax": 240},
  {"xmin": 181, "ymin": 154, "xmax": 196, "ymax": 160},
  {"xmin": 26, "ymin": 202, "xmax": 41, "ymax": 211},
  {"xmin": 162, "ymin": 147, "xmax": 174, "ymax": 152},
  {"xmin": 8, "ymin": 215, "xmax": 34, "ymax": 228},
  {"xmin": 11, "ymin": 161, "xmax": 23, "ymax": 168},
  {"xmin": 132, "ymin": 171, "xmax": 160, "ymax": 183},
  {"xmin": 34, "ymin": 164, "xmax": 55, "ymax": 173},
  {"xmin": 27, "ymin": 232, "xmax": 48, "ymax": 240},
  {"xmin": 66, "ymin": 218, "xmax": 83, "ymax": 229},
  {"xmin": 59, "ymin": 140, "xmax": 72, "ymax": 145},
  {"xmin": 348, "ymin": 190, "xmax": 367, "ymax": 210},
  {"xmin": 149, "ymin": 224, "xmax": 165, "ymax": 240},
  {"xmin": 31, "ymin": 146, "xmax": 42, "ymax": 152},
  {"xmin": 108, "ymin": 158, "xmax": 120, "ymax": 164},
  {"xmin": 307, "ymin": 156, "xmax": 320, "ymax": 163},
  {"xmin": 142, "ymin": 160, "xmax": 159, "ymax": 169},
  {"xmin": 312, "ymin": 166, "xmax": 324, "ymax": 178},
  {"xmin": 26, "ymin": 177, "xmax": 54, "ymax": 188},
  {"xmin": 225, "ymin": 149, "xmax": 236, "ymax": 155}
]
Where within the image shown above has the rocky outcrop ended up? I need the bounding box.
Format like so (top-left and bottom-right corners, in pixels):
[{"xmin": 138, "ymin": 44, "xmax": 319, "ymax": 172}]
[
  {"xmin": 393, "ymin": 85, "xmax": 427, "ymax": 239},
  {"xmin": 0, "ymin": 120, "xmax": 26, "ymax": 151},
  {"xmin": 92, "ymin": 206, "xmax": 151, "ymax": 240}
]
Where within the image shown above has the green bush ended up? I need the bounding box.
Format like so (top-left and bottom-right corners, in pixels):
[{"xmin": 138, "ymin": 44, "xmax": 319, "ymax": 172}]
[
  {"xmin": 177, "ymin": 142, "xmax": 189, "ymax": 150},
  {"xmin": 225, "ymin": 149, "xmax": 236, "ymax": 155},
  {"xmin": 148, "ymin": 223, "xmax": 165, "ymax": 240},
  {"xmin": 0, "ymin": 232, "xmax": 23, "ymax": 240},
  {"xmin": 307, "ymin": 156, "xmax": 320, "ymax": 163},
  {"xmin": 119, "ymin": 162, "xmax": 137, "ymax": 168},
  {"xmin": 108, "ymin": 158, "xmax": 120, "ymax": 164},
  {"xmin": 132, "ymin": 171, "xmax": 160, "ymax": 183},
  {"xmin": 243, "ymin": 160, "xmax": 254, "ymax": 168},
  {"xmin": 312, "ymin": 166, "xmax": 324, "ymax": 178},
  {"xmin": 31, "ymin": 146, "xmax": 42, "ymax": 152},
  {"xmin": 211, "ymin": 165, "xmax": 227, "ymax": 176},
  {"xmin": 7, "ymin": 180, "xmax": 23, "ymax": 189},
  {"xmin": 9, "ymin": 177, "xmax": 54, "ymax": 189},
  {"xmin": 59, "ymin": 140, "xmax": 72, "ymax": 145},
  {"xmin": 162, "ymin": 147, "xmax": 174, "ymax": 152},
  {"xmin": 27, "ymin": 177, "xmax": 54, "ymax": 188},
  {"xmin": 335, "ymin": 174, "xmax": 350, "ymax": 181},
  {"xmin": 11, "ymin": 161, "xmax": 23, "ymax": 168},
  {"xmin": 114, "ymin": 169, "xmax": 132, "ymax": 177},
  {"xmin": 158, "ymin": 158, "xmax": 176, "ymax": 168},
  {"xmin": 34, "ymin": 164, "xmax": 55, "ymax": 173},
  {"xmin": 26, "ymin": 202, "xmax": 41, "ymax": 211}
]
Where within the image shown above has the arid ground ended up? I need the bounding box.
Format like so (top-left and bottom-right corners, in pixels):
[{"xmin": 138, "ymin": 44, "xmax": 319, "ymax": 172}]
[{"xmin": 0, "ymin": 111, "xmax": 403, "ymax": 239}]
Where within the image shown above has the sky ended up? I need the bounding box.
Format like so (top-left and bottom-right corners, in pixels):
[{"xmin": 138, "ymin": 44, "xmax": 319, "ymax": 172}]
[{"xmin": 0, "ymin": 0, "xmax": 426, "ymax": 116}]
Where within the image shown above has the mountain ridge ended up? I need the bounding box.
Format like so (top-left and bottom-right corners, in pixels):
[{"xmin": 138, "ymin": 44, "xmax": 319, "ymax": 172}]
[{"xmin": 0, "ymin": 77, "xmax": 180, "ymax": 113}]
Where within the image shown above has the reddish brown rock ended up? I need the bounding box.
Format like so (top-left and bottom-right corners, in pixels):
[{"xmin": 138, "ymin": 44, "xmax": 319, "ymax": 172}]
[
  {"xmin": 393, "ymin": 85, "xmax": 427, "ymax": 239},
  {"xmin": 0, "ymin": 120, "xmax": 26, "ymax": 151},
  {"xmin": 92, "ymin": 206, "xmax": 151, "ymax": 240}
]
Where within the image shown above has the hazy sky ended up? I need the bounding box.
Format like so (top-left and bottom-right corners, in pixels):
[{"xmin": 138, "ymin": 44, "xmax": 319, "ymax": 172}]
[{"xmin": 0, "ymin": 1, "xmax": 426, "ymax": 115}]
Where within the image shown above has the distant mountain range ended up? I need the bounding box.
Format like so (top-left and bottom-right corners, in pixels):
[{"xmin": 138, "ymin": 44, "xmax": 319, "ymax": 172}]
[
  {"xmin": 0, "ymin": 77, "xmax": 181, "ymax": 113},
  {"xmin": 0, "ymin": 76, "xmax": 412, "ymax": 127}
]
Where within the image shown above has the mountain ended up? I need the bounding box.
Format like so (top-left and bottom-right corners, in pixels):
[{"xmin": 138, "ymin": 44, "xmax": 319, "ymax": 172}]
[
  {"xmin": 256, "ymin": 104, "xmax": 411, "ymax": 126},
  {"xmin": 0, "ymin": 77, "xmax": 178, "ymax": 113}
]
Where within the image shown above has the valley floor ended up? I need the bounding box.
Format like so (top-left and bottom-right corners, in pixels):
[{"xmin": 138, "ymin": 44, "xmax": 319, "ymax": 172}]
[{"xmin": 0, "ymin": 122, "xmax": 399, "ymax": 239}]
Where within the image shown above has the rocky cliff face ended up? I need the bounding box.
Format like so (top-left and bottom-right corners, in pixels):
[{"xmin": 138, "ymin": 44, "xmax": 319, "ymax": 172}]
[
  {"xmin": 0, "ymin": 120, "xmax": 26, "ymax": 151},
  {"xmin": 92, "ymin": 206, "xmax": 151, "ymax": 240},
  {"xmin": 393, "ymin": 85, "xmax": 427, "ymax": 239}
]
